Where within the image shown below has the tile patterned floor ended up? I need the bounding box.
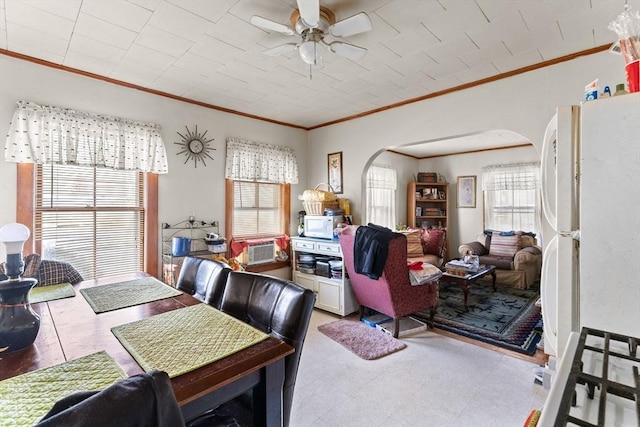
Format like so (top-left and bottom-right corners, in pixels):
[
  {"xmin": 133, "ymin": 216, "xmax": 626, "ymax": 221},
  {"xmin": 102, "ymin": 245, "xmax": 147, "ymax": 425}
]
[{"xmin": 290, "ymin": 310, "xmax": 548, "ymax": 427}]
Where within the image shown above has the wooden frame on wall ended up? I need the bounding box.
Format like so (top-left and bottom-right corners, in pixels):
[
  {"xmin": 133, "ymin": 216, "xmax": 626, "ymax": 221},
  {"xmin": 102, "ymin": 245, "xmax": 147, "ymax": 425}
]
[
  {"xmin": 327, "ymin": 151, "xmax": 343, "ymax": 194},
  {"xmin": 456, "ymin": 175, "xmax": 476, "ymax": 208}
]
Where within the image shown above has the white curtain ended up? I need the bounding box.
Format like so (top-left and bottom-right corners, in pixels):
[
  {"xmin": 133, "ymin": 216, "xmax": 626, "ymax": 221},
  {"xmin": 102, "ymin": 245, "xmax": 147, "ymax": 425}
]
[
  {"xmin": 4, "ymin": 101, "xmax": 168, "ymax": 174},
  {"xmin": 366, "ymin": 164, "xmax": 397, "ymax": 229},
  {"xmin": 482, "ymin": 162, "xmax": 541, "ymax": 233},
  {"xmin": 225, "ymin": 137, "xmax": 298, "ymax": 184}
]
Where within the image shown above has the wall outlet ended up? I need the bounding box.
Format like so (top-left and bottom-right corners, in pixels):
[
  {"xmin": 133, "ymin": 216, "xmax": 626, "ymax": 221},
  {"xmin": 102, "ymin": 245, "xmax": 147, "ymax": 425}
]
[{"xmin": 212, "ymin": 221, "xmax": 219, "ymax": 227}]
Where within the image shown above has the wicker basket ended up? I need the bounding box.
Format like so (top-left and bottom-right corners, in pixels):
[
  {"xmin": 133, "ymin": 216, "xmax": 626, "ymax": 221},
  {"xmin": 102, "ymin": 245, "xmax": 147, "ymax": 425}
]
[
  {"xmin": 303, "ymin": 200, "xmax": 340, "ymax": 215},
  {"xmin": 302, "ymin": 183, "xmax": 339, "ymax": 215}
]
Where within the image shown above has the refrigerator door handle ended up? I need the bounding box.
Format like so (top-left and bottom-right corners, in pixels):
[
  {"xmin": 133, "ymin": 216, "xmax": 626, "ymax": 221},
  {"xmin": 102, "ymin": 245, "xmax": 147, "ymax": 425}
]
[
  {"xmin": 540, "ymin": 235, "xmax": 559, "ymax": 356},
  {"xmin": 558, "ymin": 230, "xmax": 580, "ymax": 240},
  {"xmin": 542, "ymin": 113, "xmax": 558, "ymax": 230}
]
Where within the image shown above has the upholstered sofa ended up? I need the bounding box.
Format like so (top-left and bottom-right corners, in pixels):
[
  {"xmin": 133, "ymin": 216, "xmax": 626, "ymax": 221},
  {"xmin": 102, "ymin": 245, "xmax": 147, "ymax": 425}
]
[
  {"xmin": 398, "ymin": 227, "xmax": 447, "ymax": 267},
  {"xmin": 458, "ymin": 231, "xmax": 542, "ymax": 289}
]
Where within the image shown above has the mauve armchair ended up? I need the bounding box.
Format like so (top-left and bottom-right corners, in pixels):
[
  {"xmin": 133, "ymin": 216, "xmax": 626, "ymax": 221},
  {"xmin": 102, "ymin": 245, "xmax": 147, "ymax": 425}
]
[{"xmin": 339, "ymin": 225, "xmax": 439, "ymax": 338}]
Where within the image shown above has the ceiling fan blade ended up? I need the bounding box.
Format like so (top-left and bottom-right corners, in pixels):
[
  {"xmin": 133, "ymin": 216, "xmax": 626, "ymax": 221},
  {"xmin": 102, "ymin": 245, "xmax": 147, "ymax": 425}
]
[
  {"xmin": 250, "ymin": 15, "xmax": 294, "ymax": 36},
  {"xmin": 263, "ymin": 43, "xmax": 298, "ymax": 57},
  {"xmin": 330, "ymin": 42, "xmax": 368, "ymax": 61},
  {"xmin": 329, "ymin": 12, "xmax": 372, "ymax": 37},
  {"xmin": 296, "ymin": 0, "xmax": 320, "ymax": 27}
]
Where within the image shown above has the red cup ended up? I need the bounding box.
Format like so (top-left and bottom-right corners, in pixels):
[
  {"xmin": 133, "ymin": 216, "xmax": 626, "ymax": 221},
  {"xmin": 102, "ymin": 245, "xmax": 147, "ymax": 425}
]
[{"xmin": 626, "ymin": 60, "xmax": 640, "ymax": 93}]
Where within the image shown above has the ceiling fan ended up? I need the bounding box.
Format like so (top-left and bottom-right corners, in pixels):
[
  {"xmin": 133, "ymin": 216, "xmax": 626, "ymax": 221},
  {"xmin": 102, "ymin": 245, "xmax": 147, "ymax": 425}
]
[{"xmin": 250, "ymin": 0, "xmax": 373, "ymax": 68}]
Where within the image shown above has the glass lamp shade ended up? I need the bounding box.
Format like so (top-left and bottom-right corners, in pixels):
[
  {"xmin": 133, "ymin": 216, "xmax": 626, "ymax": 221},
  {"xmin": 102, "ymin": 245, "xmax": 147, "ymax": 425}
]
[
  {"xmin": 298, "ymin": 40, "xmax": 322, "ymax": 65},
  {"xmin": 0, "ymin": 223, "xmax": 30, "ymax": 279}
]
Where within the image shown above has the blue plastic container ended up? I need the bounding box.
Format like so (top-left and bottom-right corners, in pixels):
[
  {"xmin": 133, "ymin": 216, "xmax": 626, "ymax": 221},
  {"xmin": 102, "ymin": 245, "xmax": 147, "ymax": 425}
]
[{"xmin": 171, "ymin": 237, "xmax": 191, "ymax": 257}]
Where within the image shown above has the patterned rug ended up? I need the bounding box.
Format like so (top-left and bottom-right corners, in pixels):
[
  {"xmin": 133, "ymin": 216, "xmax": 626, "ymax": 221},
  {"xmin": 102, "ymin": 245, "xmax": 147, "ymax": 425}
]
[{"xmin": 413, "ymin": 279, "xmax": 542, "ymax": 355}]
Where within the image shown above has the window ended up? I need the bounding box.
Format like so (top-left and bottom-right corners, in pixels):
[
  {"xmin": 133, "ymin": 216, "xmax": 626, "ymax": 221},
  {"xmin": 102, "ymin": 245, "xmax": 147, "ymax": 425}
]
[
  {"xmin": 365, "ymin": 164, "xmax": 397, "ymax": 229},
  {"xmin": 34, "ymin": 164, "xmax": 144, "ymax": 279},
  {"xmin": 482, "ymin": 162, "xmax": 541, "ymax": 235},
  {"xmin": 231, "ymin": 180, "xmax": 287, "ymax": 239}
]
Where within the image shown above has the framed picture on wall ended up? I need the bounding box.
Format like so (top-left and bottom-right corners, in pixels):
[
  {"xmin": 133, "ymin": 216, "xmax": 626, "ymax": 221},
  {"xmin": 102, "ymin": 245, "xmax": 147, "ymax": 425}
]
[
  {"xmin": 457, "ymin": 175, "xmax": 476, "ymax": 208},
  {"xmin": 328, "ymin": 152, "xmax": 343, "ymax": 194}
]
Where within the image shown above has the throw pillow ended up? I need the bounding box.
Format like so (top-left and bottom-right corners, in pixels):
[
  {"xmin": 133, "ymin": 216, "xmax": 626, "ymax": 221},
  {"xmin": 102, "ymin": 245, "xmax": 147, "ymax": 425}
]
[
  {"xmin": 420, "ymin": 228, "xmax": 446, "ymax": 257},
  {"xmin": 38, "ymin": 260, "xmax": 84, "ymax": 286},
  {"xmin": 488, "ymin": 232, "xmax": 522, "ymax": 258},
  {"xmin": 402, "ymin": 229, "xmax": 424, "ymax": 257},
  {"xmin": 23, "ymin": 253, "xmax": 42, "ymax": 278}
]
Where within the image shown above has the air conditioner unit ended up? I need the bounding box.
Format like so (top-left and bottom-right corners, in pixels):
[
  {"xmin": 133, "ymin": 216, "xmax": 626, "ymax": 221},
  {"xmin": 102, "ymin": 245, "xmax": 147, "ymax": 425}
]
[{"xmin": 247, "ymin": 241, "xmax": 275, "ymax": 265}]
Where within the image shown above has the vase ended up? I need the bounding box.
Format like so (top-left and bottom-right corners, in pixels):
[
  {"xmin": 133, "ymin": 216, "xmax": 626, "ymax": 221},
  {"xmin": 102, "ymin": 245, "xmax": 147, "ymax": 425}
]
[{"xmin": 0, "ymin": 278, "xmax": 40, "ymax": 352}]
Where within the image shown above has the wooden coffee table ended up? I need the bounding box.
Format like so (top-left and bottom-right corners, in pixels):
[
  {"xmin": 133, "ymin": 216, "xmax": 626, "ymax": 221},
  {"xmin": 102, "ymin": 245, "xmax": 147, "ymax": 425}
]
[{"xmin": 441, "ymin": 265, "xmax": 496, "ymax": 311}]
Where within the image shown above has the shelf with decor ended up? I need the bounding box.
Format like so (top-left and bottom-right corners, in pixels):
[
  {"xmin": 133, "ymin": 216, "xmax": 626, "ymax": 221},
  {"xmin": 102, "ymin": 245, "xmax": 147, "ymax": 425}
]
[
  {"xmin": 161, "ymin": 217, "xmax": 223, "ymax": 286},
  {"xmin": 407, "ymin": 179, "xmax": 449, "ymax": 260}
]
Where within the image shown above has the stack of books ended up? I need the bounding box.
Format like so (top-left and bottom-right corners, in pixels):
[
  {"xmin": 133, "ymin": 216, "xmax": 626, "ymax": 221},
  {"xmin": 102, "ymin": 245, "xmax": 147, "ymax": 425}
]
[{"xmin": 445, "ymin": 259, "xmax": 479, "ymax": 276}]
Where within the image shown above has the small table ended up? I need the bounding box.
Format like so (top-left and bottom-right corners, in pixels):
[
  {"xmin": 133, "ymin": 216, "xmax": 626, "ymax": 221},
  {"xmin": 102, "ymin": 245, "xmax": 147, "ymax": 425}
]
[{"xmin": 441, "ymin": 265, "xmax": 496, "ymax": 311}]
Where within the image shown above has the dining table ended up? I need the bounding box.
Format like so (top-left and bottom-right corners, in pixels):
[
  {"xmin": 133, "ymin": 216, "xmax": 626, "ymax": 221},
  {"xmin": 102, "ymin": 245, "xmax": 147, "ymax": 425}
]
[{"xmin": 0, "ymin": 273, "xmax": 294, "ymax": 426}]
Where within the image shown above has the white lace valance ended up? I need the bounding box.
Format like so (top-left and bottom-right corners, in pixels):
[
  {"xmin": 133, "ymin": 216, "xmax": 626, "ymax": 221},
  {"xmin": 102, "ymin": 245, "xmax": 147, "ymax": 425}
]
[
  {"xmin": 225, "ymin": 137, "xmax": 298, "ymax": 184},
  {"xmin": 4, "ymin": 101, "xmax": 168, "ymax": 174},
  {"xmin": 482, "ymin": 162, "xmax": 540, "ymax": 191},
  {"xmin": 367, "ymin": 164, "xmax": 397, "ymax": 190}
]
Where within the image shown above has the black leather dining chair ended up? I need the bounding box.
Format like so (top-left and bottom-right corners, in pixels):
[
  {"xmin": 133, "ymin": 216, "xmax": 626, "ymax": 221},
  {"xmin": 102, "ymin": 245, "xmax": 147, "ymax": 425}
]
[
  {"xmin": 187, "ymin": 271, "xmax": 315, "ymax": 427},
  {"xmin": 175, "ymin": 257, "xmax": 231, "ymax": 308},
  {"xmin": 36, "ymin": 370, "xmax": 183, "ymax": 427}
]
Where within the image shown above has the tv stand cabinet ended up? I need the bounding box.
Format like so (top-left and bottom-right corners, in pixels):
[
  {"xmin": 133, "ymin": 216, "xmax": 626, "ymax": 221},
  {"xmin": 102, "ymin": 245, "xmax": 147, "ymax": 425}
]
[{"xmin": 291, "ymin": 236, "xmax": 358, "ymax": 316}]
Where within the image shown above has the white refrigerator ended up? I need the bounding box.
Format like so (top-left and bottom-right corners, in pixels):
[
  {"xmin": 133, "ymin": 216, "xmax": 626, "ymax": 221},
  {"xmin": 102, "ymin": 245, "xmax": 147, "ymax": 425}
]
[{"xmin": 540, "ymin": 92, "xmax": 640, "ymax": 360}]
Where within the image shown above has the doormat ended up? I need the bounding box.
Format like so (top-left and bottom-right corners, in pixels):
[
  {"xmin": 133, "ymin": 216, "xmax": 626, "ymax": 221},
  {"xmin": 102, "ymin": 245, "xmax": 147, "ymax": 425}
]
[
  {"xmin": 413, "ymin": 280, "xmax": 542, "ymax": 355},
  {"xmin": 318, "ymin": 319, "xmax": 406, "ymax": 360}
]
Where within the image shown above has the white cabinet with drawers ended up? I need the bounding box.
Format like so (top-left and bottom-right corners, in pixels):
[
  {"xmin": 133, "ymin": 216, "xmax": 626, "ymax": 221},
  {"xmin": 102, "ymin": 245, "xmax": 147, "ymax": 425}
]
[{"xmin": 291, "ymin": 237, "xmax": 358, "ymax": 316}]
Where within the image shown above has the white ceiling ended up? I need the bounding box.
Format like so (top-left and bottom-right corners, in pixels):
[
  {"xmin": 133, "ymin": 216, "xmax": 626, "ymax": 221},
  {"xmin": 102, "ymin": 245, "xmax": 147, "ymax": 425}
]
[
  {"xmin": 388, "ymin": 129, "xmax": 532, "ymax": 158},
  {"xmin": 0, "ymin": 0, "xmax": 636, "ymax": 155}
]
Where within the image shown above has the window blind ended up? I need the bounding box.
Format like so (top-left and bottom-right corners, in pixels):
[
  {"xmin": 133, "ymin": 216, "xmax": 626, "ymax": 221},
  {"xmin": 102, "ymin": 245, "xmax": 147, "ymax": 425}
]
[
  {"xmin": 232, "ymin": 181, "xmax": 283, "ymax": 239},
  {"xmin": 35, "ymin": 164, "xmax": 144, "ymax": 279}
]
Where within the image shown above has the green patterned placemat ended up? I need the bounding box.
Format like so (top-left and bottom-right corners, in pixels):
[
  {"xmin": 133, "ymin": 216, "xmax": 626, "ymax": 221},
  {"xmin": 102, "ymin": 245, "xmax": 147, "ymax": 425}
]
[
  {"xmin": 29, "ymin": 283, "xmax": 75, "ymax": 304},
  {"xmin": 0, "ymin": 351, "xmax": 126, "ymax": 427},
  {"xmin": 112, "ymin": 304, "xmax": 269, "ymax": 378},
  {"xmin": 80, "ymin": 276, "xmax": 182, "ymax": 313}
]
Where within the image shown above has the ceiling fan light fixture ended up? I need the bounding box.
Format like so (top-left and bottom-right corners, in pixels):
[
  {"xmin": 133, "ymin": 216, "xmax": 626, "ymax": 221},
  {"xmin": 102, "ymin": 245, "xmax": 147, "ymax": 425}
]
[{"xmin": 299, "ymin": 40, "xmax": 322, "ymax": 65}]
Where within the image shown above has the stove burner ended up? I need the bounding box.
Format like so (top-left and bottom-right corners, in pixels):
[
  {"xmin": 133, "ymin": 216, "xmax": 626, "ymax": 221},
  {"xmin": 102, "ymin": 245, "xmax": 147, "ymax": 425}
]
[{"xmin": 555, "ymin": 327, "xmax": 640, "ymax": 426}]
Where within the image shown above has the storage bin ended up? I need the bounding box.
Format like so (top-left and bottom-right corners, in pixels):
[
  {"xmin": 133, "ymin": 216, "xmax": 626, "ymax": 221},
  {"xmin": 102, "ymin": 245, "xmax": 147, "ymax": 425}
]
[
  {"xmin": 417, "ymin": 172, "xmax": 438, "ymax": 183},
  {"xmin": 315, "ymin": 260, "xmax": 331, "ymax": 278},
  {"xmin": 171, "ymin": 237, "xmax": 191, "ymax": 257}
]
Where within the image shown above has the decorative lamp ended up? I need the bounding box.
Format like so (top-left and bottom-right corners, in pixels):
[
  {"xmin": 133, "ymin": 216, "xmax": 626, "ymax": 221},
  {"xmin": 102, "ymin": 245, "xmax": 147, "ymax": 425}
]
[{"xmin": 0, "ymin": 223, "xmax": 40, "ymax": 352}]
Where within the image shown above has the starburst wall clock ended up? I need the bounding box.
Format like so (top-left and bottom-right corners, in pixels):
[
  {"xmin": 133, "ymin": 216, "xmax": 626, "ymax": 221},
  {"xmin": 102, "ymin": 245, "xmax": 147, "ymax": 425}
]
[{"xmin": 174, "ymin": 125, "xmax": 215, "ymax": 168}]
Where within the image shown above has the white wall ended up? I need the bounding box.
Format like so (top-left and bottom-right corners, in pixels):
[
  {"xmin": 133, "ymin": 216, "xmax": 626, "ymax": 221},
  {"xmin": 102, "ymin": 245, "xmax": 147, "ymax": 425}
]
[
  {"xmin": 0, "ymin": 55, "xmax": 308, "ymax": 273},
  {"xmin": 1, "ymin": 50, "xmax": 628, "ymax": 275},
  {"xmin": 306, "ymin": 51, "xmax": 627, "ymax": 228}
]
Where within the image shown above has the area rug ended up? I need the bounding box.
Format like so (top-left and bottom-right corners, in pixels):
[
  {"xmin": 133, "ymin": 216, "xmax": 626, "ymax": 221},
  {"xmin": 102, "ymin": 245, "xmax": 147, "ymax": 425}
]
[
  {"xmin": 413, "ymin": 280, "xmax": 542, "ymax": 355},
  {"xmin": 318, "ymin": 319, "xmax": 406, "ymax": 360}
]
